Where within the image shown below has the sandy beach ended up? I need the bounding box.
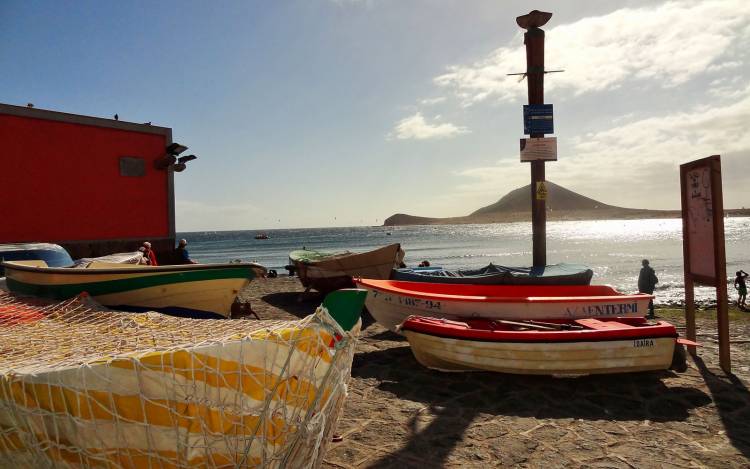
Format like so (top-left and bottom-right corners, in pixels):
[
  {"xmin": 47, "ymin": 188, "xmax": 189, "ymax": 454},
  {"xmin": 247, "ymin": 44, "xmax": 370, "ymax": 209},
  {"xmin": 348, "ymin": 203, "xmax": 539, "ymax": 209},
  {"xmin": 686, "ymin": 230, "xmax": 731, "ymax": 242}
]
[{"xmin": 237, "ymin": 276, "xmax": 750, "ymax": 468}]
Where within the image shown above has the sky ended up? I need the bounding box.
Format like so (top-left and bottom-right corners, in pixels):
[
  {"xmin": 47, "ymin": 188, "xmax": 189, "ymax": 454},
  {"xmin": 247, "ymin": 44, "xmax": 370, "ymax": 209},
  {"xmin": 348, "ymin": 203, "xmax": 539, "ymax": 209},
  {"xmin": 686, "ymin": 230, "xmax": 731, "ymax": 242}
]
[{"xmin": 2, "ymin": 0, "xmax": 748, "ymax": 230}]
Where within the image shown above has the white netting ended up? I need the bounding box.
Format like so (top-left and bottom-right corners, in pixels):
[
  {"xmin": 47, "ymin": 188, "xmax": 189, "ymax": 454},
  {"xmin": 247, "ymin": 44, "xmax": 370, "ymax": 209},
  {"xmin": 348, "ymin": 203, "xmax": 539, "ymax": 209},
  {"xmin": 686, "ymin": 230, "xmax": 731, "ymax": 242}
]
[{"xmin": 0, "ymin": 291, "xmax": 358, "ymax": 468}]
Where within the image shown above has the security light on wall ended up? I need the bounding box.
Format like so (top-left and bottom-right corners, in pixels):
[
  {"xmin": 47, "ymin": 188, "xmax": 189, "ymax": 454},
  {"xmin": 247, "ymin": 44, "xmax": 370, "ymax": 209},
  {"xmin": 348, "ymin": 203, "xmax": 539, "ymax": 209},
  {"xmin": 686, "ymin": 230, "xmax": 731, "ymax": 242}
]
[
  {"xmin": 166, "ymin": 142, "xmax": 188, "ymax": 156},
  {"xmin": 178, "ymin": 154, "xmax": 197, "ymax": 164},
  {"xmin": 155, "ymin": 142, "xmax": 194, "ymax": 170}
]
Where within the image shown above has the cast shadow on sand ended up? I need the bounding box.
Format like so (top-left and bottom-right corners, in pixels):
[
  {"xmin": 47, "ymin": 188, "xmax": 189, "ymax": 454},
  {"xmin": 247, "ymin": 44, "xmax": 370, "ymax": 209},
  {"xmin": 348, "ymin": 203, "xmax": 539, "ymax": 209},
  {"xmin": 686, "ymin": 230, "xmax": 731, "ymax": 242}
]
[
  {"xmin": 260, "ymin": 292, "xmax": 379, "ymax": 328},
  {"xmin": 353, "ymin": 345, "xmax": 713, "ymax": 468},
  {"xmin": 693, "ymin": 356, "xmax": 750, "ymax": 458},
  {"xmin": 259, "ymin": 292, "xmax": 318, "ymax": 318}
]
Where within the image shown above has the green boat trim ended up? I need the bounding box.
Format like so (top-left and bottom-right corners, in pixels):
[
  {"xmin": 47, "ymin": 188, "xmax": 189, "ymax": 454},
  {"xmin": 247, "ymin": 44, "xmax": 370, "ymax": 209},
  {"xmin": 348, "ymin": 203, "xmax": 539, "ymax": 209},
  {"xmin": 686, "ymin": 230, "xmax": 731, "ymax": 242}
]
[
  {"xmin": 289, "ymin": 249, "xmax": 351, "ymax": 265},
  {"xmin": 1, "ymin": 261, "xmax": 265, "ymax": 276},
  {"xmin": 5, "ymin": 266, "xmax": 255, "ymax": 300},
  {"xmin": 322, "ymin": 288, "xmax": 367, "ymax": 332}
]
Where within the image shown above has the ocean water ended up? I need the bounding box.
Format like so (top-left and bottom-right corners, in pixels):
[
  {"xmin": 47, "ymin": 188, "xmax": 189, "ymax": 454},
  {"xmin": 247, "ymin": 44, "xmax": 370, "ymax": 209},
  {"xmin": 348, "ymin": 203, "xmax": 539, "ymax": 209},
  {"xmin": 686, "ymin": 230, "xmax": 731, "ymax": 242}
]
[{"xmin": 179, "ymin": 217, "xmax": 750, "ymax": 305}]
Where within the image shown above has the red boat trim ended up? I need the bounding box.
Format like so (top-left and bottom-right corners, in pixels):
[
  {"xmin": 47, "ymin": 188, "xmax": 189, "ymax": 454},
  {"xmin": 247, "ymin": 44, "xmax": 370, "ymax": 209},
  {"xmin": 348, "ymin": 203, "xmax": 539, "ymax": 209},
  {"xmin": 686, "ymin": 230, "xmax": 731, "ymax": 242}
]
[
  {"xmin": 400, "ymin": 317, "xmax": 678, "ymax": 344},
  {"xmin": 401, "ymin": 328, "xmax": 678, "ymax": 344},
  {"xmin": 355, "ymin": 279, "xmax": 653, "ymax": 304}
]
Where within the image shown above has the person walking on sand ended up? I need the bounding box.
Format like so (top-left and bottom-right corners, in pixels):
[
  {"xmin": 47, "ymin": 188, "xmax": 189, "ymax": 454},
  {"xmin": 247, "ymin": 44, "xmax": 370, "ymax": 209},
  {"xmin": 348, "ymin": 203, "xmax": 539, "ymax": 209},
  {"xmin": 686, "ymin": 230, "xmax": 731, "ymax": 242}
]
[
  {"xmin": 638, "ymin": 259, "xmax": 659, "ymax": 319},
  {"xmin": 735, "ymin": 270, "xmax": 748, "ymax": 309}
]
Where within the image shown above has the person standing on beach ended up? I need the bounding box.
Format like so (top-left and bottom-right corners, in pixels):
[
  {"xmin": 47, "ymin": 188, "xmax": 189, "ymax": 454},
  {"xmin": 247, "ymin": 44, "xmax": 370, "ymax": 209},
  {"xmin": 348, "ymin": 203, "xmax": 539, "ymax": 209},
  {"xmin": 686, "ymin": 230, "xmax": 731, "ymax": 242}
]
[
  {"xmin": 638, "ymin": 259, "xmax": 658, "ymax": 319},
  {"xmin": 735, "ymin": 270, "xmax": 748, "ymax": 308}
]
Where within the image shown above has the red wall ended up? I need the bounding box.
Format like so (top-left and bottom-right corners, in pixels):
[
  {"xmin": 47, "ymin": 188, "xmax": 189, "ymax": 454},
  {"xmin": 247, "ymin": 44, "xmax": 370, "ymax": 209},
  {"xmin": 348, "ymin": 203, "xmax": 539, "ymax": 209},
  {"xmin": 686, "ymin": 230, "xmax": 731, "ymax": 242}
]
[{"xmin": 0, "ymin": 114, "xmax": 170, "ymax": 243}]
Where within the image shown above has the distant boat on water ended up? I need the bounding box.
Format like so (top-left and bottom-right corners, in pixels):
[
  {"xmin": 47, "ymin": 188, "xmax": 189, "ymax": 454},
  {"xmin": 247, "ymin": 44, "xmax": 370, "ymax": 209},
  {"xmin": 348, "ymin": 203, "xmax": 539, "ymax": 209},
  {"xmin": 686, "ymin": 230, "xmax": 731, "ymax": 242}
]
[{"xmin": 254, "ymin": 233, "xmax": 269, "ymax": 240}]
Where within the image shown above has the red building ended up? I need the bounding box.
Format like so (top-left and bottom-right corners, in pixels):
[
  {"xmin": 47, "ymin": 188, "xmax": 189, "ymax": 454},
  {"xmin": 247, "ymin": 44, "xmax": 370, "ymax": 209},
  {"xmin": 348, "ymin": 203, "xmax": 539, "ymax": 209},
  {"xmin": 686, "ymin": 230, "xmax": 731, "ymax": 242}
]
[{"xmin": 0, "ymin": 103, "xmax": 184, "ymax": 259}]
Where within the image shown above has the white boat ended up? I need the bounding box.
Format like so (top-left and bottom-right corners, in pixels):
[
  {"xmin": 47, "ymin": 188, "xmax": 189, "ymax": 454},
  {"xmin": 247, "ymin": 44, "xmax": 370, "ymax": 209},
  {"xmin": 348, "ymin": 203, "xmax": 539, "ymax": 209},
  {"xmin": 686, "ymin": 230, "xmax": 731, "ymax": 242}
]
[
  {"xmin": 290, "ymin": 243, "xmax": 404, "ymax": 293},
  {"xmin": 2, "ymin": 260, "xmax": 266, "ymax": 318},
  {"xmin": 400, "ymin": 316, "xmax": 692, "ymax": 375},
  {"xmin": 354, "ymin": 279, "xmax": 653, "ymax": 333}
]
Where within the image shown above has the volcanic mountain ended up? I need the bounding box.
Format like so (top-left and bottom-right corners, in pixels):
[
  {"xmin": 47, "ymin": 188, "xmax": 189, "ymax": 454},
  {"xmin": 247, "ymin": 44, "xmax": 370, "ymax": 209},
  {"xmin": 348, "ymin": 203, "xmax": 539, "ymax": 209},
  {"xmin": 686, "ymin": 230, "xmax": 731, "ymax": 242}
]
[{"xmin": 384, "ymin": 181, "xmax": 681, "ymax": 226}]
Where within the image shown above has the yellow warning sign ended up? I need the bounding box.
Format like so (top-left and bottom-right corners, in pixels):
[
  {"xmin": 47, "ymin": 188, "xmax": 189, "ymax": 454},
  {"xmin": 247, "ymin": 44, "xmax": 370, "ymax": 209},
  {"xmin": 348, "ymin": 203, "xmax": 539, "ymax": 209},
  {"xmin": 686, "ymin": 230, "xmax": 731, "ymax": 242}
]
[{"xmin": 536, "ymin": 181, "xmax": 547, "ymax": 200}]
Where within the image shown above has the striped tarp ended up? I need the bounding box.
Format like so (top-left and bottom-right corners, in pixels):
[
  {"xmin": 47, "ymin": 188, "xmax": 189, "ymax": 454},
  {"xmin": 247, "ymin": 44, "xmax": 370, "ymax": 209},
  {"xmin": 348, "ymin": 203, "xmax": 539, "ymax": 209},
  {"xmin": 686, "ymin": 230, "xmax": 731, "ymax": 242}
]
[{"xmin": 0, "ymin": 292, "xmax": 358, "ymax": 468}]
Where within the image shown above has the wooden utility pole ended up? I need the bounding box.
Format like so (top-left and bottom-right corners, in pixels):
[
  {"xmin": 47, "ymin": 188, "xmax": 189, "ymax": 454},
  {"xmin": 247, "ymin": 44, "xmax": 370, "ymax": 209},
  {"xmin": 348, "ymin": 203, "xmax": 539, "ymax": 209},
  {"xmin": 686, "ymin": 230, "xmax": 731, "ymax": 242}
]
[{"xmin": 517, "ymin": 10, "xmax": 552, "ymax": 267}]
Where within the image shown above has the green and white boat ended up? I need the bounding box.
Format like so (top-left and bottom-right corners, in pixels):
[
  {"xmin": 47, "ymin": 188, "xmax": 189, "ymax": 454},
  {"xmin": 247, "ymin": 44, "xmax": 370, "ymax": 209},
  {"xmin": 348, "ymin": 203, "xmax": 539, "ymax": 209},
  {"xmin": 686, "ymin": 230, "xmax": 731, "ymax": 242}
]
[{"xmin": 2, "ymin": 260, "xmax": 266, "ymax": 318}]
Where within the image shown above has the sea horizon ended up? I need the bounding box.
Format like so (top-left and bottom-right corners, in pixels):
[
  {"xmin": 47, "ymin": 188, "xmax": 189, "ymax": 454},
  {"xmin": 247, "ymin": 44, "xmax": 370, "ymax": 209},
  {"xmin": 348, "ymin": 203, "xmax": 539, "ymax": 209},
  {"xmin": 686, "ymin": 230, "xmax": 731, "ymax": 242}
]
[{"xmin": 180, "ymin": 216, "xmax": 750, "ymax": 306}]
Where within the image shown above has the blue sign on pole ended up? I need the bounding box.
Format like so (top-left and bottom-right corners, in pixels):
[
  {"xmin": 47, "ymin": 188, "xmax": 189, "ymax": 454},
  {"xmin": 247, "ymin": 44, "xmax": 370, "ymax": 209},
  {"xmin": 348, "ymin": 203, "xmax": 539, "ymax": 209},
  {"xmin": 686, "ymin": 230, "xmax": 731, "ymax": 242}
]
[{"xmin": 523, "ymin": 104, "xmax": 554, "ymax": 135}]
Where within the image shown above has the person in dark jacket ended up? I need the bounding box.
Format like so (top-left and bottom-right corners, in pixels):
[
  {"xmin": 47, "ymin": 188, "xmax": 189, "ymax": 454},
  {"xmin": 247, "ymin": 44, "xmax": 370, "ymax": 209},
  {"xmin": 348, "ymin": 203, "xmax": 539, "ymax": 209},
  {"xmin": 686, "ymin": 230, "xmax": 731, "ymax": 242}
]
[
  {"xmin": 175, "ymin": 239, "xmax": 197, "ymax": 265},
  {"xmin": 735, "ymin": 270, "xmax": 748, "ymax": 309},
  {"xmin": 638, "ymin": 259, "xmax": 659, "ymax": 318}
]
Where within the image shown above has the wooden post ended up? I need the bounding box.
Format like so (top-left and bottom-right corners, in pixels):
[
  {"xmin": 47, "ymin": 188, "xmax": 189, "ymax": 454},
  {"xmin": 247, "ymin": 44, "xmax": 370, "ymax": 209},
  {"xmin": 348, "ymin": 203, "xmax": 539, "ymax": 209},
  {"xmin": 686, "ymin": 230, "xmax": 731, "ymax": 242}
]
[
  {"xmin": 518, "ymin": 11, "xmax": 550, "ymax": 268},
  {"xmin": 711, "ymin": 160, "xmax": 730, "ymax": 372}
]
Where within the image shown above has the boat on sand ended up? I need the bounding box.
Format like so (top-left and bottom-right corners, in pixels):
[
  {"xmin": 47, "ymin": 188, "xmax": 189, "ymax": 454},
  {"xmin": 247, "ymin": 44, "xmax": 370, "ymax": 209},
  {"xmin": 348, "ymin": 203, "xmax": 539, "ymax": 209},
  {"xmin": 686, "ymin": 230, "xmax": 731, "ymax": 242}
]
[
  {"xmin": 392, "ymin": 262, "xmax": 593, "ymax": 285},
  {"xmin": 290, "ymin": 243, "xmax": 404, "ymax": 294},
  {"xmin": 2, "ymin": 260, "xmax": 266, "ymax": 318},
  {"xmin": 354, "ymin": 279, "xmax": 653, "ymax": 333},
  {"xmin": 399, "ymin": 316, "xmax": 694, "ymax": 375}
]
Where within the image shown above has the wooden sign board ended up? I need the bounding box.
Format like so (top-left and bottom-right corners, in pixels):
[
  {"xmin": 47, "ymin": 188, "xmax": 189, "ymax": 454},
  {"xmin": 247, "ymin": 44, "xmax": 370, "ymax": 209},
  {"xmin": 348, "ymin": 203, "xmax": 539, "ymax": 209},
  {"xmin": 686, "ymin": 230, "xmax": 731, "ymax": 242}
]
[
  {"xmin": 684, "ymin": 164, "xmax": 717, "ymax": 282},
  {"xmin": 520, "ymin": 137, "xmax": 557, "ymax": 162},
  {"xmin": 680, "ymin": 155, "xmax": 730, "ymax": 372}
]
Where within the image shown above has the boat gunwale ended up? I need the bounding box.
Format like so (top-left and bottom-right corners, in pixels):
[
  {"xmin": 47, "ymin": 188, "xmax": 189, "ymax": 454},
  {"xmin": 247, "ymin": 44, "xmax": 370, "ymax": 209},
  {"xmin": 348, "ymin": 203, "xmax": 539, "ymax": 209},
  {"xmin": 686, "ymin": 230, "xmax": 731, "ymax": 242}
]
[
  {"xmin": 0, "ymin": 261, "xmax": 265, "ymax": 276},
  {"xmin": 355, "ymin": 279, "xmax": 653, "ymax": 304},
  {"xmin": 401, "ymin": 321, "xmax": 679, "ymax": 344}
]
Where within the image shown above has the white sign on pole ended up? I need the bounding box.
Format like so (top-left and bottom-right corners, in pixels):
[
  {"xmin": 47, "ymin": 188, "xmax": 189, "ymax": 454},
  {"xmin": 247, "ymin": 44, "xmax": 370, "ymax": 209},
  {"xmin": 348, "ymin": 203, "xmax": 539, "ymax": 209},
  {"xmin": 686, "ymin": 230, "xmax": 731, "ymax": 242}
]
[{"xmin": 520, "ymin": 137, "xmax": 557, "ymax": 162}]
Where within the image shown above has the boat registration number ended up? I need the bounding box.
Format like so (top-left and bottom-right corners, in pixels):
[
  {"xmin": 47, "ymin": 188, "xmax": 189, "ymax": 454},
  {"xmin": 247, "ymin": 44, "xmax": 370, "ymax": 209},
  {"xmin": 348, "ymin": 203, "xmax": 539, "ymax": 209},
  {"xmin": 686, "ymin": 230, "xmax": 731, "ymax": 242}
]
[
  {"xmin": 372, "ymin": 290, "xmax": 441, "ymax": 310},
  {"xmin": 633, "ymin": 339, "xmax": 655, "ymax": 348}
]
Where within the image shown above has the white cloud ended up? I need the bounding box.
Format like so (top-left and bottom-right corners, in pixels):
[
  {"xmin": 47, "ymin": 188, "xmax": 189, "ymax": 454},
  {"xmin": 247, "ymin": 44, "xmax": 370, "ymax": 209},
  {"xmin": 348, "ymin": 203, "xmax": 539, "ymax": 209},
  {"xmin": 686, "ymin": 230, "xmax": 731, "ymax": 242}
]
[
  {"xmin": 455, "ymin": 83, "xmax": 750, "ymax": 209},
  {"xmin": 391, "ymin": 112, "xmax": 469, "ymax": 140},
  {"xmin": 436, "ymin": 0, "xmax": 750, "ymax": 105},
  {"xmin": 420, "ymin": 97, "xmax": 447, "ymax": 106}
]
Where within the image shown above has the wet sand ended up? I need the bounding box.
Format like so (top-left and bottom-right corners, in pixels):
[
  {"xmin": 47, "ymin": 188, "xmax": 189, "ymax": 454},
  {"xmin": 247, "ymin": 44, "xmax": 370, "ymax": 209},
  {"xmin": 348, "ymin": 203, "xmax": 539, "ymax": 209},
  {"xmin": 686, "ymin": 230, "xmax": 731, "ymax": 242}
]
[{"xmin": 238, "ymin": 277, "xmax": 750, "ymax": 468}]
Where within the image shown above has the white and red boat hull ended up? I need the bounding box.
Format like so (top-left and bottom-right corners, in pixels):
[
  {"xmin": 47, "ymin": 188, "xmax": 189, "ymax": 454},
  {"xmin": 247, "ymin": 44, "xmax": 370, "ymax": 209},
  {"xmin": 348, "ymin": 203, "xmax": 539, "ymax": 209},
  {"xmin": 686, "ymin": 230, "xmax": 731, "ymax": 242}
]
[
  {"xmin": 355, "ymin": 279, "xmax": 653, "ymax": 333},
  {"xmin": 400, "ymin": 316, "xmax": 682, "ymax": 376}
]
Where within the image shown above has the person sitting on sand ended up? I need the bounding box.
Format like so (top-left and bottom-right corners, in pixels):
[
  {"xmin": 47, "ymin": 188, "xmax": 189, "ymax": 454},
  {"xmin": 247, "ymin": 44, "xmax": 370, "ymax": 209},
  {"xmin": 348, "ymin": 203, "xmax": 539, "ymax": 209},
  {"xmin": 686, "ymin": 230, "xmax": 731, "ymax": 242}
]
[
  {"xmin": 137, "ymin": 247, "xmax": 150, "ymax": 265},
  {"xmin": 638, "ymin": 259, "xmax": 658, "ymax": 319},
  {"xmin": 175, "ymin": 239, "xmax": 197, "ymax": 265},
  {"xmin": 142, "ymin": 241, "xmax": 158, "ymax": 266},
  {"xmin": 735, "ymin": 270, "xmax": 748, "ymax": 308}
]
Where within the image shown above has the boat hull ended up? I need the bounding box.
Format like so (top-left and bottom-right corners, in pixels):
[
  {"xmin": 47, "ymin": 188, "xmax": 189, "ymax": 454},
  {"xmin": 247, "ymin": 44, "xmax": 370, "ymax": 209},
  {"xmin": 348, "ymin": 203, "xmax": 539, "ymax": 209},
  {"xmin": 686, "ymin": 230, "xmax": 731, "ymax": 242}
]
[
  {"xmin": 291, "ymin": 243, "xmax": 404, "ymax": 293},
  {"xmin": 403, "ymin": 330, "xmax": 675, "ymax": 375},
  {"xmin": 400, "ymin": 316, "xmax": 678, "ymax": 375},
  {"xmin": 393, "ymin": 263, "xmax": 594, "ymax": 285},
  {"xmin": 2, "ymin": 262, "xmax": 265, "ymax": 318},
  {"xmin": 355, "ymin": 279, "xmax": 652, "ymax": 333}
]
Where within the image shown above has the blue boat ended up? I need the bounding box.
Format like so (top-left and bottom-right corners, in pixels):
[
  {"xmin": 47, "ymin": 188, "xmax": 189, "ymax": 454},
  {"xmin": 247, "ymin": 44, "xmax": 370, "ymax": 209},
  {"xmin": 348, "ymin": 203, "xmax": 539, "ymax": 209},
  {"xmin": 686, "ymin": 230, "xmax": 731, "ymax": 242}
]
[
  {"xmin": 0, "ymin": 243, "xmax": 74, "ymax": 277},
  {"xmin": 392, "ymin": 262, "xmax": 593, "ymax": 286}
]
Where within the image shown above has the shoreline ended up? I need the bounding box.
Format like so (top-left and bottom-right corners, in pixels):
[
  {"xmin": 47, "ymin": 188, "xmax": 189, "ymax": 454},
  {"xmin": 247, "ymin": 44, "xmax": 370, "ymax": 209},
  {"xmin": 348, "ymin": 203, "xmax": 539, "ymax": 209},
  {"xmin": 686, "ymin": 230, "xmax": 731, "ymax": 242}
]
[{"xmin": 383, "ymin": 210, "xmax": 750, "ymax": 227}]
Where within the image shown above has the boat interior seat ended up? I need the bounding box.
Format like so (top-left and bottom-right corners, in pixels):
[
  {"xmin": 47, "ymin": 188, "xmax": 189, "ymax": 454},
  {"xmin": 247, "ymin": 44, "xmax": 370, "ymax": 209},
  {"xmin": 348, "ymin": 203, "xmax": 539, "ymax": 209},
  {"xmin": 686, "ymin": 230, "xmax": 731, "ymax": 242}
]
[
  {"xmin": 6, "ymin": 260, "xmax": 48, "ymax": 268},
  {"xmin": 86, "ymin": 261, "xmax": 145, "ymax": 269},
  {"xmin": 574, "ymin": 318, "xmax": 636, "ymax": 330}
]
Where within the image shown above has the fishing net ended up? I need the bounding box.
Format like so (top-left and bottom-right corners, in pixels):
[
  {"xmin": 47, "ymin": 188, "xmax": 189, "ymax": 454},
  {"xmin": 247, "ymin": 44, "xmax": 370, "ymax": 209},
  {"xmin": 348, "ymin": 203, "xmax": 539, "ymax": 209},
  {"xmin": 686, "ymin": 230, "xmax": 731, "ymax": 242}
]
[{"xmin": 0, "ymin": 291, "xmax": 358, "ymax": 468}]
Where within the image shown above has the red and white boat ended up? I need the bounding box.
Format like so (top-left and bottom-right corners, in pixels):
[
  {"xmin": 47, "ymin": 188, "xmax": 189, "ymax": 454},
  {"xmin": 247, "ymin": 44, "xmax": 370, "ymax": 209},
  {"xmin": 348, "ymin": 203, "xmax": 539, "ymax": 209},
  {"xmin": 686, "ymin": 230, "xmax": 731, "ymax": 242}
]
[
  {"xmin": 354, "ymin": 279, "xmax": 653, "ymax": 333},
  {"xmin": 399, "ymin": 316, "xmax": 694, "ymax": 375}
]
